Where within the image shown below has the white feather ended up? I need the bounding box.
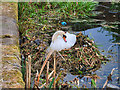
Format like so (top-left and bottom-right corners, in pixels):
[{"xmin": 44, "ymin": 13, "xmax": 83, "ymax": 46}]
[{"xmin": 48, "ymin": 32, "xmax": 76, "ymax": 52}]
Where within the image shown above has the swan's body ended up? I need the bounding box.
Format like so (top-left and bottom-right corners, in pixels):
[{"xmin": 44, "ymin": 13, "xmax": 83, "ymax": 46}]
[
  {"xmin": 37, "ymin": 30, "xmax": 76, "ymax": 83},
  {"xmin": 47, "ymin": 30, "xmax": 76, "ymax": 52}
]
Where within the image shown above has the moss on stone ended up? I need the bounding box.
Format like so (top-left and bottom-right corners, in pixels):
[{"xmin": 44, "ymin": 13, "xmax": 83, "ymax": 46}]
[
  {"xmin": 2, "ymin": 69, "xmax": 25, "ymax": 88},
  {"xmin": 2, "ymin": 45, "xmax": 20, "ymax": 55},
  {"xmin": 2, "ymin": 56, "xmax": 19, "ymax": 63},
  {"xmin": 0, "ymin": 35, "xmax": 12, "ymax": 38},
  {"xmin": 1, "ymin": 2, "xmax": 18, "ymax": 21},
  {"xmin": 1, "ymin": 2, "xmax": 25, "ymax": 88}
]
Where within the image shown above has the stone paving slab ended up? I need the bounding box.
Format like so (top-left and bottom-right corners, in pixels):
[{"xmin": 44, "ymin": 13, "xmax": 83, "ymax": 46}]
[
  {"xmin": 1, "ymin": 2, "xmax": 25, "ymax": 88},
  {"xmin": 1, "ymin": 16, "xmax": 19, "ymax": 45}
]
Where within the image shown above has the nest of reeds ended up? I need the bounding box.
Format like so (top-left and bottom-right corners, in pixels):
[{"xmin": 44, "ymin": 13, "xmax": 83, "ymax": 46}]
[
  {"xmin": 41, "ymin": 32, "xmax": 108, "ymax": 76},
  {"xmin": 20, "ymin": 28, "xmax": 108, "ymax": 77}
]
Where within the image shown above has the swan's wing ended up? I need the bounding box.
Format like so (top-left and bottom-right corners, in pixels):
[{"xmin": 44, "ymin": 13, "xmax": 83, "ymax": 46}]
[
  {"xmin": 50, "ymin": 36, "xmax": 66, "ymax": 51},
  {"xmin": 65, "ymin": 32, "xmax": 76, "ymax": 49}
]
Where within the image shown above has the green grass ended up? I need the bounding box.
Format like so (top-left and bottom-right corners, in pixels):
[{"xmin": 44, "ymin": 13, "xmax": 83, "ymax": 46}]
[
  {"xmin": 110, "ymin": 2, "xmax": 120, "ymax": 11},
  {"xmin": 18, "ymin": 2, "xmax": 98, "ymax": 34}
]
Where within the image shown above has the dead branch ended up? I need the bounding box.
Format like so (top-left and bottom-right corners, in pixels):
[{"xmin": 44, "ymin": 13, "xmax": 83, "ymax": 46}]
[
  {"xmin": 26, "ymin": 61, "xmax": 28, "ymax": 88},
  {"xmin": 37, "ymin": 50, "xmax": 53, "ymax": 83},
  {"xmin": 103, "ymin": 68, "xmax": 117, "ymax": 88},
  {"xmin": 28, "ymin": 55, "xmax": 31, "ymax": 88},
  {"xmin": 46, "ymin": 61, "xmax": 49, "ymax": 85},
  {"xmin": 53, "ymin": 52, "xmax": 56, "ymax": 88}
]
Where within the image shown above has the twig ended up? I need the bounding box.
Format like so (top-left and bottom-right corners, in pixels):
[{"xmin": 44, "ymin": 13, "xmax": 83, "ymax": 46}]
[
  {"xmin": 102, "ymin": 68, "xmax": 117, "ymax": 88},
  {"xmin": 107, "ymin": 43, "xmax": 120, "ymax": 52},
  {"xmin": 28, "ymin": 55, "xmax": 31, "ymax": 88},
  {"xmin": 36, "ymin": 70, "xmax": 39, "ymax": 78},
  {"xmin": 73, "ymin": 77, "xmax": 79, "ymax": 86},
  {"xmin": 46, "ymin": 61, "xmax": 49, "ymax": 85},
  {"xmin": 107, "ymin": 44, "xmax": 114, "ymax": 52},
  {"xmin": 77, "ymin": 51, "xmax": 80, "ymax": 58},
  {"xmin": 102, "ymin": 78, "xmax": 108, "ymax": 88},
  {"xmin": 37, "ymin": 50, "xmax": 53, "ymax": 83},
  {"xmin": 34, "ymin": 83, "xmax": 41, "ymax": 90},
  {"xmin": 55, "ymin": 71, "xmax": 62, "ymax": 83},
  {"xmin": 113, "ymin": 43, "xmax": 120, "ymax": 45},
  {"xmin": 39, "ymin": 82, "xmax": 46, "ymax": 88},
  {"xmin": 90, "ymin": 57, "xmax": 97, "ymax": 67},
  {"xmin": 39, "ymin": 77, "xmax": 54, "ymax": 88},
  {"xmin": 38, "ymin": 70, "xmax": 54, "ymax": 88},
  {"xmin": 57, "ymin": 51, "xmax": 66, "ymax": 61},
  {"xmin": 53, "ymin": 52, "xmax": 56, "ymax": 88},
  {"xmin": 84, "ymin": 59, "xmax": 91, "ymax": 66},
  {"xmin": 26, "ymin": 61, "xmax": 28, "ymax": 88},
  {"xmin": 33, "ymin": 70, "xmax": 39, "ymax": 88},
  {"xmin": 48, "ymin": 70, "xmax": 54, "ymax": 79}
]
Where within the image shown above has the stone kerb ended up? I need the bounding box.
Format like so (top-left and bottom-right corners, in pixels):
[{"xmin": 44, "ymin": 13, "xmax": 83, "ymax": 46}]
[{"xmin": 1, "ymin": 2, "xmax": 25, "ymax": 88}]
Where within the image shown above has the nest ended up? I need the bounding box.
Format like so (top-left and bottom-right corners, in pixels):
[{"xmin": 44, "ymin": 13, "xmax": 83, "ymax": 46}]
[
  {"xmin": 50, "ymin": 32, "xmax": 108, "ymax": 75},
  {"xmin": 20, "ymin": 29, "xmax": 108, "ymax": 78}
]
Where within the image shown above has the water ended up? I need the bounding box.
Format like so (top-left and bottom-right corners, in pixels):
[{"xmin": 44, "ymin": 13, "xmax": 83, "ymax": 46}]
[
  {"xmin": 64, "ymin": 27, "xmax": 119, "ymax": 88},
  {"xmin": 83, "ymin": 27, "xmax": 119, "ymax": 88}
]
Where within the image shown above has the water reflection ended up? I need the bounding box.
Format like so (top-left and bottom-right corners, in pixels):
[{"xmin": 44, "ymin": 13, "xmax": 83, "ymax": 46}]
[
  {"xmin": 64, "ymin": 27, "xmax": 119, "ymax": 88},
  {"xmin": 83, "ymin": 27, "xmax": 119, "ymax": 87}
]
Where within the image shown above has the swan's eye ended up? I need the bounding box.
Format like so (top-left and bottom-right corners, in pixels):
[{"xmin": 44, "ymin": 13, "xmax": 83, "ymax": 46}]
[{"xmin": 63, "ymin": 35, "xmax": 67, "ymax": 38}]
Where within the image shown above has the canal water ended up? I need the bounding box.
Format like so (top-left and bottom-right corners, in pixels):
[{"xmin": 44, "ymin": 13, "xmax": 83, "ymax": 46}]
[{"xmin": 64, "ymin": 27, "xmax": 119, "ymax": 88}]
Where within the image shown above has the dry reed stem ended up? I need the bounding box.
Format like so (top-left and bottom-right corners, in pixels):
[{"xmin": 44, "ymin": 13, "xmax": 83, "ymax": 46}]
[
  {"xmin": 90, "ymin": 58, "xmax": 96, "ymax": 67},
  {"xmin": 39, "ymin": 82, "xmax": 46, "ymax": 88},
  {"xmin": 38, "ymin": 70, "xmax": 54, "ymax": 88},
  {"xmin": 57, "ymin": 51, "xmax": 66, "ymax": 61},
  {"xmin": 33, "ymin": 70, "xmax": 39, "ymax": 88},
  {"xmin": 103, "ymin": 68, "xmax": 117, "ymax": 88},
  {"xmin": 37, "ymin": 50, "xmax": 53, "ymax": 83},
  {"xmin": 26, "ymin": 61, "xmax": 28, "ymax": 88},
  {"xmin": 55, "ymin": 71, "xmax": 63, "ymax": 83},
  {"xmin": 48, "ymin": 70, "xmax": 54, "ymax": 79},
  {"xmin": 28, "ymin": 55, "xmax": 31, "ymax": 88},
  {"xmin": 46, "ymin": 61, "xmax": 49, "ymax": 85},
  {"xmin": 53, "ymin": 52, "xmax": 56, "ymax": 88},
  {"xmin": 39, "ymin": 77, "xmax": 54, "ymax": 88},
  {"xmin": 77, "ymin": 51, "xmax": 79, "ymax": 58},
  {"xmin": 84, "ymin": 59, "xmax": 91, "ymax": 66}
]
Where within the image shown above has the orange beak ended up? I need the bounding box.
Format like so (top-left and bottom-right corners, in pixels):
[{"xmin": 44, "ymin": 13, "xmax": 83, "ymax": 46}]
[{"xmin": 63, "ymin": 37, "xmax": 67, "ymax": 42}]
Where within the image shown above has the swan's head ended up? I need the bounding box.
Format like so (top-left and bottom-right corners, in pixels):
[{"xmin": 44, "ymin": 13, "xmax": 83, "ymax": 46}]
[{"xmin": 52, "ymin": 30, "xmax": 67, "ymax": 43}]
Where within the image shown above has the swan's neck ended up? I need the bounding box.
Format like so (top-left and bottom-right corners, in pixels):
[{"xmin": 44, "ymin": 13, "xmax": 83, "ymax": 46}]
[
  {"xmin": 52, "ymin": 31, "xmax": 65, "ymax": 42},
  {"xmin": 52, "ymin": 34, "xmax": 60, "ymax": 42}
]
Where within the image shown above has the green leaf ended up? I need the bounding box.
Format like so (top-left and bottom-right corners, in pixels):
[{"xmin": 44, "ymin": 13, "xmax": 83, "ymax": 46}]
[
  {"xmin": 91, "ymin": 79, "xmax": 96, "ymax": 88},
  {"xmin": 78, "ymin": 70, "xmax": 83, "ymax": 74},
  {"xmin": 40, "ymin": 78, "xmax": 44, "ymax": 81},
  {"xmin": 59, "ymin": 85, "xmax": 61, "ymax": 90},
  {"xmin": 49, "ymin": 77, "xmax": 55, "ymax": 89},
  {"xmin": 27, "ymin": 37, "xmax": 31, "ymax": 40}
]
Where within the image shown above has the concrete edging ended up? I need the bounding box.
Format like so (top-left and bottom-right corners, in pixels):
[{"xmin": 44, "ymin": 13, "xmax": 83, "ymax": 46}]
[{"xmin": 1, "ymin": 2, "xmax": 25, "ymax": 88}]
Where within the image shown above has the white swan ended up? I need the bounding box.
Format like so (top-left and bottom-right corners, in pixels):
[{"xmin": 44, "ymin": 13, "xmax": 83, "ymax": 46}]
[
  {"xmin": 47, "ymin": 30, "xmax": 76, "ymax": 52},
  {"xmin": 37, "ymin": 30, "xmax": 76, "ymax": 84}
]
